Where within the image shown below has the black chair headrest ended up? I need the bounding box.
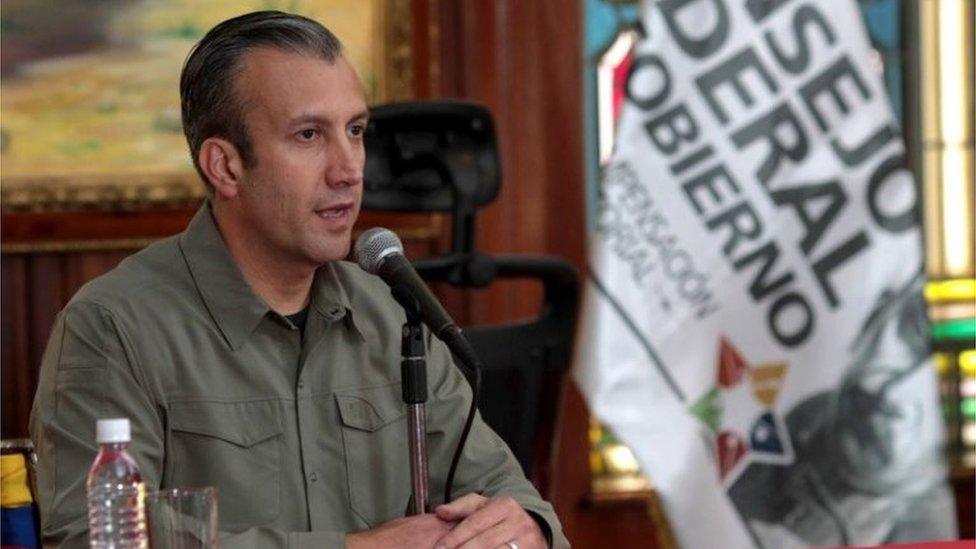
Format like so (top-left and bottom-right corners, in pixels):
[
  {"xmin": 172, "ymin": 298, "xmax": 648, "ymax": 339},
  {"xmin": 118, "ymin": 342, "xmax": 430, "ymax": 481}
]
[{"xmin": 364, "ymin": 100, "xmax": 501, "ymax": 213}]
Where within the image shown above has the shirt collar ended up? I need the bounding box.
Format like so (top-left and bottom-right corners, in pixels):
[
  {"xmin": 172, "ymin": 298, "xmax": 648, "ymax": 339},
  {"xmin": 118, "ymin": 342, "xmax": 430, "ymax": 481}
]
[
  {"xmin": 178, "ymin": 202, "xmax": 359, "ymax": 350},
  {"xmin": 310, "ymin": 264, "xmax": 350, "ymax": 320},
  {"xmin": 309, "ymin": 263, "xmax": 365, "ymax": 341},
  {"xmin": 179, "ymin": 204, "xmax": 268, "ymax": 350}
]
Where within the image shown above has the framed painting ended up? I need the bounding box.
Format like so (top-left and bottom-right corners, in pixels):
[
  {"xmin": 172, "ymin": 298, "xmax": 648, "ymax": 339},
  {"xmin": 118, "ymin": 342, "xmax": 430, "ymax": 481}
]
[{"xmin": 0, "ymin": 0, "xmax": 413, "ymax": 213}]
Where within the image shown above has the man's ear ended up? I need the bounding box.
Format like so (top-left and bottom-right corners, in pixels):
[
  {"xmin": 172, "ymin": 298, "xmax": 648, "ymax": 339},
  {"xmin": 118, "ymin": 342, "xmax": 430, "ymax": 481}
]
[{"xmin": 199, "ymin": 137, "xmax": 244, "ymax": 199}]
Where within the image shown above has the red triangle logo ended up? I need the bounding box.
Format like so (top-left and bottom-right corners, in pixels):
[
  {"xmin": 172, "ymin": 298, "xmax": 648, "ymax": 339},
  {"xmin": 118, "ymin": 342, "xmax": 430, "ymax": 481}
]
[
  {"xmin": 718, "ymin": 337, "xmax": 749, "ymax": 388},
  {"xmin": 717, "ymin": 431, "xmax": 747, "ymax": 479}
]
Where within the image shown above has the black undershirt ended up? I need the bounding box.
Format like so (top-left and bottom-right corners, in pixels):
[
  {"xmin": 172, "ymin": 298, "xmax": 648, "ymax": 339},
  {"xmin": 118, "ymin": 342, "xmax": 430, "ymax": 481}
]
[{"xmin": 285, "ymin": 307, "xmax": 309, "ymax": 335}]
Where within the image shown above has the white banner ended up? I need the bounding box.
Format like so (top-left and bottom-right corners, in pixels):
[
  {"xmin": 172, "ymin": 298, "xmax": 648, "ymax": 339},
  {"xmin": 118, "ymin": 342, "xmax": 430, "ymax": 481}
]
[{"xmin": 575, "ymin": 1, "xmax": 956, "ymax": 547}]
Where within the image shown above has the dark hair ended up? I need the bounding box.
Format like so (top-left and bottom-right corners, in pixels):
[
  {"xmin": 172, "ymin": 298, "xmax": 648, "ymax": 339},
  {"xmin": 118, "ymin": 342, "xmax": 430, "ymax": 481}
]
[{"xmin": 180, "ymin": 11, "xmax": 343, "ymax": 190}]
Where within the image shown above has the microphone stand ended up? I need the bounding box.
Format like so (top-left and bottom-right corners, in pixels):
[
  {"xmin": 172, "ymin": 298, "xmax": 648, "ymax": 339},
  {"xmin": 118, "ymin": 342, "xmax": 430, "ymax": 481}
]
[{"xmin": 393, "ymin": 286, "xmax": 430, "ymax": 515}]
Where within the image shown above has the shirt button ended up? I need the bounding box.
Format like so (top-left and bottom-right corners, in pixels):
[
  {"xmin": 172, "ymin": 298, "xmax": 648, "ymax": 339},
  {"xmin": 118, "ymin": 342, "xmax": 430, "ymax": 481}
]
[
  {"xmin": 297, "ymin": 381, "xmax": 305, "ymax": 390},
  {"xmin": 309, "ymin": 472, "xmax": 318, "ymax": 482}
]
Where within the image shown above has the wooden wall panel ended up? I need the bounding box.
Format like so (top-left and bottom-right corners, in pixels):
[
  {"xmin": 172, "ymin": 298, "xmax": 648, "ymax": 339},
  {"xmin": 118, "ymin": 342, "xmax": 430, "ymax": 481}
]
[
  {"xmin": 2, "ymin": 209, "xmax": 196, "ymax": 243},
  {"xmin": 536, "ymin": 1, "xmax": 588, "ymax": 267},
  {"xmin": 2, "ymin": 255, "xmax": 32, "ymax": 438},
  {"xmin": 1, "ymin": 251, "xmax": 139, "ymax": 438},
  {"xmin": 27, "ymin": 255, "xmax": 65, "ymax": 426}
]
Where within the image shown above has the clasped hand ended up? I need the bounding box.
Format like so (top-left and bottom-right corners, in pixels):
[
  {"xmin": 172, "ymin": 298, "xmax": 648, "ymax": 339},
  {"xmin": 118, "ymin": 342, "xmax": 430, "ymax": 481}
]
[{"xmin": 346, "ymin": 494, "xmax": 546, "ymax": 549}]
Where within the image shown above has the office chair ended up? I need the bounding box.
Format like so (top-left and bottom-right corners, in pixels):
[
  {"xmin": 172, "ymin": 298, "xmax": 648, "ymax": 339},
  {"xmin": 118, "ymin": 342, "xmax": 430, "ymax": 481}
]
[{"xmin": 364, "ymin": 101, "xmax": 580, "ymax": 495}]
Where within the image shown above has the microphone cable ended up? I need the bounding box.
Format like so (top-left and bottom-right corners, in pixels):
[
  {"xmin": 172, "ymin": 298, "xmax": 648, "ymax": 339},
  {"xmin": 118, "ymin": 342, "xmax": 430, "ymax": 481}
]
[{"xmin": 443, "ymin": 348, "xmax": 482, "ymax": 504}]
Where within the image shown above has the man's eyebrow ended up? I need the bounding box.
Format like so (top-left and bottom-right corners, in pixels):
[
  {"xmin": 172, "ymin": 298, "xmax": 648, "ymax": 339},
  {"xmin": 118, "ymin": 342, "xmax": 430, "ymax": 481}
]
[
  {"xmin": 287, "ymin": 110, "xmax": 370, "ymax": 127},
  {"xmin": 287, "ymin": 113, "xmax": 326, "ymax": 127}
]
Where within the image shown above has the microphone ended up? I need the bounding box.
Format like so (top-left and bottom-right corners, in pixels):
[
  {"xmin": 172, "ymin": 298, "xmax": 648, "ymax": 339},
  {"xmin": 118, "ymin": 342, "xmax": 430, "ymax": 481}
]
[
  {"xmin": 355, "ymin": 227, "xmax": 483, "ymax": 504},
  {"xmin": 354, "ymin": 228, "xmax": 480, "ymax": 370}
]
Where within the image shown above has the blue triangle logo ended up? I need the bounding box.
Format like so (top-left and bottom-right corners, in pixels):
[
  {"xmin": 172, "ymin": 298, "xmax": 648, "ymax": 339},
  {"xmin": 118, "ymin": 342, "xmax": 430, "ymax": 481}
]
[{"xmin": 749, "ymin": 412, "xmax": 784, "ymax": 455}]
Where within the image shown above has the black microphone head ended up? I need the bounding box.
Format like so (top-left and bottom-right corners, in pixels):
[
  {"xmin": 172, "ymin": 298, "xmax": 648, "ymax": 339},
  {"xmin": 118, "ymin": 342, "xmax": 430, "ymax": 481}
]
[{"xmin": 354, "ymin": 227, "xmax": 404, "ymax": 274}]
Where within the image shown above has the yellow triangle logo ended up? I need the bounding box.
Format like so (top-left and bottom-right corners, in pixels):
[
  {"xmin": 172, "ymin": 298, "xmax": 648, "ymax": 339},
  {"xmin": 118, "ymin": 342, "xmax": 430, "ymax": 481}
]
[{"xmin": 750, "ymin": 362, "xmax": 787, "ymax": 407}]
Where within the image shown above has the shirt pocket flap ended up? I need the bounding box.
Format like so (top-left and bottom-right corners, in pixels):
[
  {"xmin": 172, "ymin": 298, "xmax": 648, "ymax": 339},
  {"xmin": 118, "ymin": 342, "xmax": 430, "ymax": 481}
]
[
  {"xmin": 335, "ymin": 386, "xmax": 406, "ymax": 432},
  {"xmin": 169, "ymin": 400, "xmax": 282, "ymax": 447}
]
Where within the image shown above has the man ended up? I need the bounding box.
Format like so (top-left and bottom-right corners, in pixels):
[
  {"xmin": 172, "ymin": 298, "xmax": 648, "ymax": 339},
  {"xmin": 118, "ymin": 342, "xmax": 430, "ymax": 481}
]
[{"xmin": 29, "ymin": 11, "xmax": 567, "ymax": 549}]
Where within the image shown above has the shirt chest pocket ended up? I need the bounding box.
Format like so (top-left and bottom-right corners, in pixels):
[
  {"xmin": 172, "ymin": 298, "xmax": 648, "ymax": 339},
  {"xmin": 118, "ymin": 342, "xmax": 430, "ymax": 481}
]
[
  {"xmin": 165, "ymin": 400, "xmax": 282, "ymax": 532},
  {"xmin": 336, "ymin": 385, "xmax": 411, "ymax": 526}
]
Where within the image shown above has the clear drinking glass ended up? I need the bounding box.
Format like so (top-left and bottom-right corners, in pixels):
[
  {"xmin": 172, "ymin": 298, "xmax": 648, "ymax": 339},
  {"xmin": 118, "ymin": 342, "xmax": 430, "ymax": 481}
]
[{"xmin": 146, "ymin": 487, "xmax": 219, "ymax": 549}]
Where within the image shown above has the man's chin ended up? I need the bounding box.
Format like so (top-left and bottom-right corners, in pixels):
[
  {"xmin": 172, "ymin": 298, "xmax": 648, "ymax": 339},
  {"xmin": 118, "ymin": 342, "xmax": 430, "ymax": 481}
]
[{"xmin": 308, "ymin": 239, "xmax": 352, "ymax": 265}]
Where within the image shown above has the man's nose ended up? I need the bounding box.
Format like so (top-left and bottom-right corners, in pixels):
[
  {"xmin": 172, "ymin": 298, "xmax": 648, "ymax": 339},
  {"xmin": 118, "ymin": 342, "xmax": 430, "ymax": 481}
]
[{"xmin": 326, "ymin": 138, "xmax": 363, "ymax": 188}]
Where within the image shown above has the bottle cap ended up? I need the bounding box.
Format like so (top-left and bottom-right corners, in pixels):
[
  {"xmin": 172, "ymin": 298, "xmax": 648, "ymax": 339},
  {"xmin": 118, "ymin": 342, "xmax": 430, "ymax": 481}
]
[{"xmin": 96, "ymin": 418, "xmax": 131, "ymax": 443}]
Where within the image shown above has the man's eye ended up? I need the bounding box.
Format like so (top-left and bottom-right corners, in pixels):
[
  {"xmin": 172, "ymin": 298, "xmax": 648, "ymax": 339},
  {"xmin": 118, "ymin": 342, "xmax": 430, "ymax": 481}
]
[
  {"xmin": 297, "ymin": 129, "xmax": 318, "ymax": 141},
  {"xmin": 348, "ymin": 124, "xmax": 365, "ymax": 138}
]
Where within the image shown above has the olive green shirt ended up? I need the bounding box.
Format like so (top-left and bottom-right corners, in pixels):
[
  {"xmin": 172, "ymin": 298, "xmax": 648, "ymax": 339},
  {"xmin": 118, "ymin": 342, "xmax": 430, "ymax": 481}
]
[{"xmin": 29, "ymin": 205, "xmax": 568, "ymax": 548}]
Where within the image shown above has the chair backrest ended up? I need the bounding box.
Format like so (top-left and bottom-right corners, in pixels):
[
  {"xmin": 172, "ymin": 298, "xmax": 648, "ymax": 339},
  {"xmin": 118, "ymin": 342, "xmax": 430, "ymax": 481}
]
[{"xmin": 414, "ymin": 254, "xmax": 579, "ymax": 495}]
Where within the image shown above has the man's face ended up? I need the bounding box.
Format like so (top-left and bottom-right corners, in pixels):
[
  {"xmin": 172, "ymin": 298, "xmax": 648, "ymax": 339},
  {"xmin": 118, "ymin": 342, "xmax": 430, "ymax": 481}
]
[{"xmin": 231, "ymin": 48, "xmax": 367, "ymax": 267}]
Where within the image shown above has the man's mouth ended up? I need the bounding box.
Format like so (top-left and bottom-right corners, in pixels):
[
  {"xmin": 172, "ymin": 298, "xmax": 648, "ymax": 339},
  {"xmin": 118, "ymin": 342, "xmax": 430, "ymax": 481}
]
[{"xmin": 315, "ymin": 202, "xmax": 354, "ymax": 219}]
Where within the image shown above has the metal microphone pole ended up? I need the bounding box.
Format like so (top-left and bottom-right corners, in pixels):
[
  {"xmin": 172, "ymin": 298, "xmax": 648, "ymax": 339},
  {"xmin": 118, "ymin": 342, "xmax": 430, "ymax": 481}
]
[{"xmin": 393, "ymin": 286, "xmax": 430, "ymax": 515}]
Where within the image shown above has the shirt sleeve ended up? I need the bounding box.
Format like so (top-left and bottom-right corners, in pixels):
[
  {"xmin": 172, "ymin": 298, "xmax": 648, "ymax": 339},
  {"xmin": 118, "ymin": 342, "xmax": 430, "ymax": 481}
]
[
  {"xmin": 423, "ymin": 332, "xmax": 570, "ymax": 549},
  {"xmin": 30, "ymin": 301, "xmax": 165, "ymax": 547},
  {"xmin": 28, "ymin": 301, "xmax": 349, "ymax": 549},
  {"xmin": 220, "ymin": 528, "xmax": 346, "ymax": 548}
]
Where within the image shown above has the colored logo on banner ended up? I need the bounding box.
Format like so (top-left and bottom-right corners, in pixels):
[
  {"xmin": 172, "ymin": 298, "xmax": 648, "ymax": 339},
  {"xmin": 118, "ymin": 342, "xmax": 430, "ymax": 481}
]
[{"xmin": 690, "ymin": 338, "xmax": 793, "ymax": 483}]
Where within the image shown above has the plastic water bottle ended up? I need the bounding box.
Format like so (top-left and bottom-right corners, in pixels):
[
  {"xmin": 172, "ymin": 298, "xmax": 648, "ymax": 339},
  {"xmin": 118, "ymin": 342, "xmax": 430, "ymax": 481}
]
[{"xmin": 86, "ymin": 418, "xmax": 149, "ymax": 548}]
